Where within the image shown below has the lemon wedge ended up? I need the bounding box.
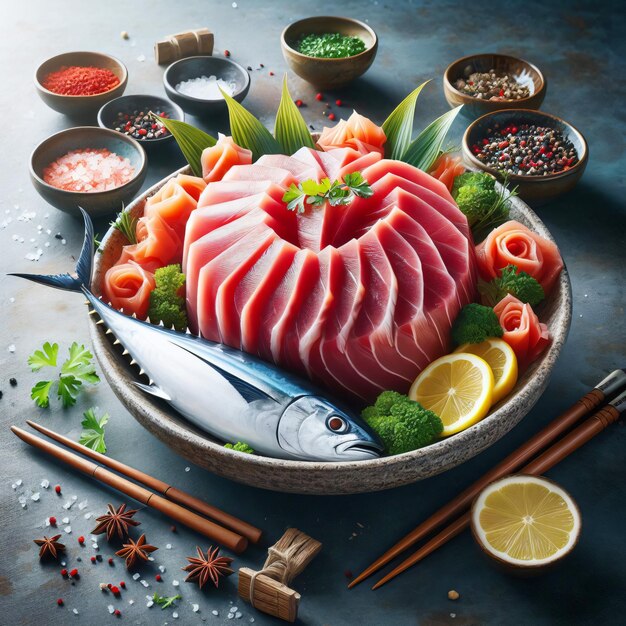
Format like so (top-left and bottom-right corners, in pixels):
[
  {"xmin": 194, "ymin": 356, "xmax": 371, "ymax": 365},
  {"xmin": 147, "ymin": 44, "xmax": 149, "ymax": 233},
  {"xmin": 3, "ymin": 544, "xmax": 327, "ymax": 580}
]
[
  {"xmin": 455, "ymin": 338, "xmax": 518, "ymax": 404},
  {"xmin": 409, "ymin": 353, "xmax": 494, "ymax": 436},
  {"xmin": 471, "ymin": 475, "xmax": 581, "ymax": 568}
]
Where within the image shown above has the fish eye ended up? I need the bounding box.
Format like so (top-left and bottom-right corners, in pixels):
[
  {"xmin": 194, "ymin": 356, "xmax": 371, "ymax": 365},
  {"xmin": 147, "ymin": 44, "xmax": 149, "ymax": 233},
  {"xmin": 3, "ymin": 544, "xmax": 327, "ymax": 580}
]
[{"xmin": 327, "ymin": 416, "xmax": 347, "ymax": 432}]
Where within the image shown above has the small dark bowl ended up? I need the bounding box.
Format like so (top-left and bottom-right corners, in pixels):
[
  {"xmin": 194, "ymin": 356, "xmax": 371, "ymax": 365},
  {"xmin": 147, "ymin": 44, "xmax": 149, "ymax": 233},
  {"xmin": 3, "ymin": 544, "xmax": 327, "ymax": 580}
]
[
  {"xmin": 30, "ymin": 127, "xmax": 147, "ymax": 218},
  {"xmin": 281, "ymin": 16, "xmax": 378, "ymax": 89},
  {"xmin": 462, "ymin": 109, "xmax": 588, "ymax": 204},
  {"xmin": 97, "ymin": 94, "xmax": 184, "ymax": 150},
  {"xmin": 444, "ymin": 54, "xmax": 546, "ymax": 120},
  {"xmin": 35, "ymin": 51, "xmax": 128, "ymax": 116},
  {"xmin": 163, "ymin": 56, "xmax": 250, "ymax": 117}
]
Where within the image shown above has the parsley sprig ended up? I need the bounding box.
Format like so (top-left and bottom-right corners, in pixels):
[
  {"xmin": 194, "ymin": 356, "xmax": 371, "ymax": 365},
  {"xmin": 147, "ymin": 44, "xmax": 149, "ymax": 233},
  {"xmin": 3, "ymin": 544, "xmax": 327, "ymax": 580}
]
[
  {"xmin": 28, "ymin": 342, "xmax": 100, "ymax": 408},
  {"xmin": 152, "ymin": 593, "xmax": 181, "ymax": 610},
  {"xmin": 110, "ymin": 207, "xmax": 138, "ymax": 245},
  {"xmin": 79, "ymin": 407, "xmax": 109, "ymax": 453},
  {"xmin": 282, "ymin": 172, "xmax": 374, "ymax": 214}
]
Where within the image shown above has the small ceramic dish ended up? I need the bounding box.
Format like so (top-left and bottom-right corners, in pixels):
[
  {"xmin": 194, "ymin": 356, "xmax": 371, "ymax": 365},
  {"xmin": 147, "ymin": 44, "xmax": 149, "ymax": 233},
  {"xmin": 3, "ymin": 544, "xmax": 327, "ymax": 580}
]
[
  {"xmin": 281, "ymin": 16, "xmax": 378, "ymax": 89},
  {"xmin": 444, "ymin": 53, "xmax": 546, "ymax": 120},
  {"xmin": 97, "ymin": 94, "xmax": 184, "ymax": 150},
  {"xmin": 163, "ymin": 56, "xmax": 250, "ymax": 116},
  {"xmin": 462, "ymin": 109, "xmax": 588, "ymax": 204},
  {"xmin": 30, "ymin": 126, "xmax": 147, "ymax": 218},
  {"xmin": 35, "ymin": 51, "xmax": 128, "ymax": 116}
]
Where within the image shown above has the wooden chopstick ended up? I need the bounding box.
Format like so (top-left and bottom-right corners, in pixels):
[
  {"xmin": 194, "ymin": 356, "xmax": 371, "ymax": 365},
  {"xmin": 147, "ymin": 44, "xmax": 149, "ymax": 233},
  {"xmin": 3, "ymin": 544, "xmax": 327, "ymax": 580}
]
[
  {"xmin": 11, "ymin": 426, "xmax": 248, "ymax": 554},
  {"xmin": 371, "ymin": 389, "xmax": 626, "ymax": 589},
  {"xmin": 26, "ymin": 420, "xmax": 262, "ymax": 544},
  {"xmin": 349, "ymin": 368, "xmax": 626, "ymax": 589}
]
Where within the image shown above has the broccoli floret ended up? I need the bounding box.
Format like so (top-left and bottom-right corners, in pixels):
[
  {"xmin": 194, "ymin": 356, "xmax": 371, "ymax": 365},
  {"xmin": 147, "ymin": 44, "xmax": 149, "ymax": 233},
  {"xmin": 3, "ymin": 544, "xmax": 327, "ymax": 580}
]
[
  {"xmin": 224, "ymin": 441, "xmax": 254, "ymax": 454},
  {"xmin": 362, "ymin": 392, "xmax": 443, "ymax": 455},
  {"xmin": 452, "ymin": 171, "xmax": 495, "ymax": 197},
  {"xmin": 147, "ymin": 264, "xmax": 188, "ymax": 331},
  {"xmin": 455, "ymin": 185, "xmax": 500, "ymax": 227},
  {"xmin": 478, "ymin": 264, "xmax": 545, "ymax": 307},
  {"xmin": 451, "ymin": 303, "xmax": 503, "ymax": 346}
]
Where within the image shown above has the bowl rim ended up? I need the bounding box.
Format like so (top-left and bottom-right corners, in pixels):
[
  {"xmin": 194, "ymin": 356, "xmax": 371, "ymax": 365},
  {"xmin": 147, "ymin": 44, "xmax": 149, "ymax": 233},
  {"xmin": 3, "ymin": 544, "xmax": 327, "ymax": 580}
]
[
  {"xmin": 97, "ymin": 94, "xmax": 185, "ymax": 143},
  {"xmin": 281, "ymin": 15, "xmax": 378, "ymax": 62},
  {"xmin": 163, "ymin": 55, "xmax": 250, "ymax": 103},
  {"xmin": 29, "ymin": 126, "xmax": 147, "ymax": 196},
  {"xmin": 462, "ymin": 108, "xmax": 589, "ymax": 183},
  {"xmin": 444, "ymin": 53, "xmax": 546, "ymax": 105},
  {"xmin": 34, "ymin": 50, "xmax": 128, "ymax": 99}
]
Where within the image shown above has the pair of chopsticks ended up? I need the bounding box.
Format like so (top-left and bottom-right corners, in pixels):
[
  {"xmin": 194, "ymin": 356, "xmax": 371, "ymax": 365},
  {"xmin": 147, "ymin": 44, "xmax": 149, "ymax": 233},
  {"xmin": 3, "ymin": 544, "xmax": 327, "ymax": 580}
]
[
  {"xmin": 11, "ymin": 421, "xmax": 263, "ymax": 554},
  {"xmin": 349, "ymin": 368, "xmax": 626, "ymax": 590}
]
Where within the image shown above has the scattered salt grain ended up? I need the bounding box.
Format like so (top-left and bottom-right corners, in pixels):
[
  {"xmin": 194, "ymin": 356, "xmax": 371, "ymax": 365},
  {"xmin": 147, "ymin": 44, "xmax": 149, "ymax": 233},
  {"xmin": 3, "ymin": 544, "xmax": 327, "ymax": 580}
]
[
  {"xmin": 128, "ymin": 599, "xmax": 135, "ymax": 605},
  {"xmin": 140, "ymin": 579, "xmax": 150, "ymax": 587},
  {"xmin": 16, "ymin": 479, "xmax": 22, "ymax": 486},
  {"xmin": 158, "ymin": 565, "xmax": 166, "ymax": 573},
  {"xmin": 166, "ymin": 543, "xmax": 172, "ymax": 550},
  {"xmin": 18, "ymin": 495, "xmax": 27, "ymax": 508},
  {"xmin": 227, "ymin": 615, "xmax": 234, "ymax": 620},
  {"xmin": 230, "ymin": 607, "xmax": 237, "ymax": 613},
  {"xmin": 41, "ymin": 479, "xmax": 49, "ymax": 489},
  {"xmin": 450, "ymin": 613, "xmax": 456, "ymax": 618},
  {"xmin": 137, "ymin": 54, "xmax": 146, "ymax": 62},
  {"xmin": 72, "ymin": 609, "xmax": 79, "ymax": 615},
  {"xmin": 173, "ymin": 612, "xmax": 179, "ymax": 619},
  {"xmin": 172, "ymin": 579, "xmax": 179, "ymax": 587},
  {"xmin": 9, "ymin": 297, "xmax": 15, "ymax": 303},
  {"xmin": 108, "ymin": 605, "xmax": 115, "ymax": 614},
  {"xmin": 146, "ymin": 600, "xmax": 154, "ymax": 608},
  {"xmin": 232, "ymin": 2, "xmax": 238, "ymax": 7},
  {"xmin": 132, "ymin": 573, "xmax": 141, "ymax": 580},
  {"xmin": 31, "ymin": 492, "xmax": 40, "ymax": 501},
  {"xmin": 184, "ymin": 466, "xmax": 190, "ymax": 472},
  {"xmin": 62, "ymin": 517, "xmax": 70, "ymax": 524},
  {"xmin": 212, "ymin": 610, "xmax": 219, "ymax": 616},
  {"xmin": 61, "ymin": 239, "xmax": 66, "ymax": 245},
  {"xmin": 78, "ymin": 500, "xmax": 88, "ymax": 510},
  {"xmin": 8, "ymin": 344, "xmax": 15, "ymax": 353},
  {"xmin": 249, "ymin": 618, "xmax": 255, "ymax": 623},
  {"xmin": 65, "ymin": 526, "xmax": 72, "ymax": 533},
  {"xmin": 25, "ymin": 250, "xmax": 43, "ymax": 261},
  {"xmin": 235, "ymin": 612, "xmax": 242, "ymax": 619},
  {"xmin": 175, "ymin": 75, "xmax": 237, "ymax": 99},
  {"xmin": 84, "ymin": 512, "xmax": 93, "ymax": 519},
  {"xmin": 63, "ymin": 500, "xmax": 75, "ymax": 509},
  {"xmin": 192, "ymin": 603, "xmax": 199, "ymax": 613}
]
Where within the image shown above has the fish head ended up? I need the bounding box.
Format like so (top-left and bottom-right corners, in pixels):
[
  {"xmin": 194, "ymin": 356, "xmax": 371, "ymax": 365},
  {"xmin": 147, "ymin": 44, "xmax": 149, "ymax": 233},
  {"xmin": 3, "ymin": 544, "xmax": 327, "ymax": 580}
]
[{"xmin": 277, "ymin": 396, "xmax": 383, "ymax": 462}]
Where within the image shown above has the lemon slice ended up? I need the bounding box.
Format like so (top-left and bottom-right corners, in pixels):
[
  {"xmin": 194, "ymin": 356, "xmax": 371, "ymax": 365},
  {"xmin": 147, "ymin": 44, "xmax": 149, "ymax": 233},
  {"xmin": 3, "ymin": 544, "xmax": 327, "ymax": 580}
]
[
  {"xmin": 455, "ymin": 338, "xmax": 518, "ymax": 404},
  {"xmin": 409, "ymin": 353, "xmax": 494, "ymax": 436},
  {"xmin": 471, "ymin": 475, "xmax": 581, "ymax": 568}
]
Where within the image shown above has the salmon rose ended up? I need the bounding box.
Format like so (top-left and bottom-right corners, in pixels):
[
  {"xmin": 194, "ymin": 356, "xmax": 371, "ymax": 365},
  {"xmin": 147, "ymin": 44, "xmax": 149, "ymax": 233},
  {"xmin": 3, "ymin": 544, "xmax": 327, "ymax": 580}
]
[
  {"xmin": 476, "ymin": 220, "xmax": 563, "ymax": 294},
  {"xmin": 102, "ymin": 260, "xmax": 156, "ymax": 319},
  {"xmin": 494, "ymin": 294, "xmax": 550, "ymax": 367},
  {"xmin": 201, "ymin": 134, "xmax": 253, "ymax": 183},
  {"xmin": 318, "ymin": 111, "xmax": 386, "ymax": 157}
]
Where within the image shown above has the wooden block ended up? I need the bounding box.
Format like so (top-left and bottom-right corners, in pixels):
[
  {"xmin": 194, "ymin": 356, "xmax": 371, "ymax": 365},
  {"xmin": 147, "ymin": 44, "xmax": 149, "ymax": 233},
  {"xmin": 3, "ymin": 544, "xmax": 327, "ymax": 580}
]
[{"xmin": 238, "ymin": 568, "xmax": 301, "ymax": 623}]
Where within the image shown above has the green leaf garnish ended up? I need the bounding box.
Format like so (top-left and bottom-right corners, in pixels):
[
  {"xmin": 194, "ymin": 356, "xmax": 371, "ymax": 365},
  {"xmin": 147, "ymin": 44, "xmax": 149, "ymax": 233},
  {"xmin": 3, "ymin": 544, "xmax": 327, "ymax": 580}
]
[
  {"xmin": 402, "ymin": 105, "xmax": 463, "ymax": 171},
  {"xmin": 153, "ymin": 592, "xmax": 181, "ymax": 610},
  {"xmin": 478, "ymin": 264, "xmax": 545, "ymax": 307},
  {"xmin": 274, "ymin": 75, "xmax": 315, "ymax": 154},
  {"xmin": 381, "ymin": 81, "xmax": 429, "ymax": 160},
  {"xmin": 151, "ymin": 113, "xmax": 216, "ymax": 177},
  {"xmin": 79, "ymin": 407, "xmax": 109, "ymax": 453},
  {"xmin": 109, "ymin": 207, "xmax": 138, "ymax": 245},
  {"xmin": 220, "ymin": 89, "xmax": 281, "ymax": 161},
  {"xmin": 282, "ymin": 173, "xmax": 373, "ymax": 213},
  {"xmin": 28, "ymin": 342, "xmax": 100, "ymax": 409}
]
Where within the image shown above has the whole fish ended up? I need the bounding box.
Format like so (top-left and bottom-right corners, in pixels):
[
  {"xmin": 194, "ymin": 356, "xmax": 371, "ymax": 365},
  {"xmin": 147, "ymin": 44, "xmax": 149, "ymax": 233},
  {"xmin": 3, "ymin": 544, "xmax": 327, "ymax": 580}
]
[{"xmin": 12, "ymin": 209, "xmax": 382, "ymax": 462}]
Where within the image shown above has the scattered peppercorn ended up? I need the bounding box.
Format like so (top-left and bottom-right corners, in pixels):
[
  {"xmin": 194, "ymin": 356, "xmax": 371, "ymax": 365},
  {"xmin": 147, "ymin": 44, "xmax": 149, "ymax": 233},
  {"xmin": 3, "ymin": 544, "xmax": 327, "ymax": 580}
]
[
  {"xmin": 247, "ymin": 66, "xmax": 252, "ymax": 71},
  {"xmin": 114, "ymin": 609, "xmax": 121, "ymax": 617},
  {"xmin": 96, "ymin": 554, "xmax": 103, "ymax": 562},
  {"xmin": 170, "ymin": 525, "xmax": 177, "ymax": 533},
  {"xmin": 224, "ymin": 50, "xmax": 231, "ymax": 57},
  {"xmin": 57, "ymin": 598, "xmax": 64, "ymax": 606},
  {"xmin": 9, "ymin": 378, "xmax": 17, "ymax": 387},
  {"xmin": 61, "ymin": 568, "xmax": 68, "ymax": 577},
  {"xmin": 0, "ymin": 391, "xmax": 3, "ymax": 400},
  {"xmin": 69, "ymin": 568, "xmax": 78, "ymax": 578},
  {"xmin": 328, "ymin": 113, "xmax": 336, "ymax": 121},
  {"xmin": 295, "ymin": 99, "xmax": 303, "ymax": 107},
  {"xmin": 90, "ymin": 556, "xmax": 97, "ymax": 563},
  {"xmin": 335, "ymin": 99, "xmax": 343, "ymax": 106},
  {"xmin": 344, "ymin": 569, "xmax": 353, "ymax": 579},
  {"xmin": 269, "ymin": 71, "xmax": 275, "ymax": 76},
  {"xmin": 55, "ymin": 485, "xmax": 62, "ymax": 495},
  {"xmin": 78, "ymin": 535, "xmax": 85, "ymax": 545},
  {"xmin": 111, "ymin": 585, "xmax": 121, "ymax": 596},
  {"xmin": 108, "ymin": 558, "xmax": 114, "ymax": 566},
  {"xmin": 155, "ymin": 574, "xmax": 162, "ymax": 582},
  {"xmin": 471, "ymin": 123, "xmax": 579, "ymax": 176},
  {"xmin": 315, "ymin": 92, "xmax": 323, "ymax": 101},
  {"xmin": 259, "ymin": 63, "xmax": 265, "ymax": 68},
  {"xmin": 49, "ymin": 516, "xmax": 57, "ymax": 526},
  {"xmin": 448, "ymin": 589, "xmax": 460, "ymax": 600},
  {"xmin": 55, "ymin": 233, "xmax": 63, "ymax": 240},
  {"xmin": 121, "ymin": 31, "xmax": 129, "ymax": 40},
  {"xmin": 120, "ymin": 581, "xmax": 126, "ymax": 589}
]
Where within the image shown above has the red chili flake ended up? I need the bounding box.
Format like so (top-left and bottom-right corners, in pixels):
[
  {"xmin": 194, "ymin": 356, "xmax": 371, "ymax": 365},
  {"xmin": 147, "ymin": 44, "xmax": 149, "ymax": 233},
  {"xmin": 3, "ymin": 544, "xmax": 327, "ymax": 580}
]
[
  {"xmin": 49, "ymin": 516, "xmax": 57, "ymax": 526},
  {"xmin": 328, "ymin": 113, "xmax": 336, "ymax": 121},
  {"xmin": 55, "ymin": 485, "xmax": 62, "ymax": 495},
  {"xmin": 315, "ymin": 92, "xmax": 323, "ymax": 101},
  {"xmin": 57, "ymin": 598, "xmax": 64, "ymax": 606},
  {"xmin": 78, "ymin": 536, "xmax": 85, "ymax": 545},
  {"xmin": 111, "ymin": 586, "xmax": 121, "ymax": 596},
  {"xmin": 120, "ymin": 581, "xmax": 126, "ymax": 589},
  {"xmin": 114, "ymin": 609, "xmax": 121, "ymax": 617},
  {"xmin": 295, "ymin": 99, "xmax": 303, "ymax": 107},
  {"xmin": 108, "ymin": 557, "xmax": 114, "ymax": 566},
  {"xmin": 90, "ymin": 556, "xmax": 97, "ymax": 563},
  {"xmin": 344, "ymin": 569, "xmax": 353, "ymax": 579},
  {"xmin": 69, "ymin": 568, "xmax": 78, "ymax": 578},
  {"xmin": 61, "ymin": 568, "xmax": 68, "ymax": 577},
  {"xmin": 224, "ymin": 50, "xmax": 231, "ymax": 57},
  {"xmin": 335, "ymin": 99, "xmax": 342, "ymax": 106},
  {"xmin": 498, "ymin": 141, "xmax": 509, "ymax": 149},
  {"xmin": 499, "ymin": 89, "xmax": 504, "ymax": 97},
  {"xmin": 155, "ymin": 574, "xmax": 162, "ymax": 582},
  {"xmin": 269, "ymin": 71, "xmax": 274, "ymax": 76},
  {"xmin": 42, "ymin": 66, "xmax": 120, "ymax": 96}
]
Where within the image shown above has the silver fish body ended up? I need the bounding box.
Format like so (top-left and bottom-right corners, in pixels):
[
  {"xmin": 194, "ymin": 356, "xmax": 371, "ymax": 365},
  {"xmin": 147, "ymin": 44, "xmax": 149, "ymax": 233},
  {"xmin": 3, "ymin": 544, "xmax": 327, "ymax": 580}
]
[{"xmin": 13, "ymin": 209, "xmax": 383, "ymax": 462}]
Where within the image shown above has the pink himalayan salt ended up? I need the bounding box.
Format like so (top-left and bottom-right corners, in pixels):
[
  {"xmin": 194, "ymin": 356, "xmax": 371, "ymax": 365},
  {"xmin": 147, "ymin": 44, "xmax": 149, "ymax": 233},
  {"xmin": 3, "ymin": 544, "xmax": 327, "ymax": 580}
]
[{"xmin": 43, "ymin": 148, "xmax": 135, "ymax": 192}]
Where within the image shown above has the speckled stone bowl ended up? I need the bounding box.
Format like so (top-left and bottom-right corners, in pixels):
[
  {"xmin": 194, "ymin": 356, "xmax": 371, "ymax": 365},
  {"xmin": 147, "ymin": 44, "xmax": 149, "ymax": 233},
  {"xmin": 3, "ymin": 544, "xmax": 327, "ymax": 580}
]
[{"xmin": 89, "ymin": 166, "xmax": 571, "ymax": 494}]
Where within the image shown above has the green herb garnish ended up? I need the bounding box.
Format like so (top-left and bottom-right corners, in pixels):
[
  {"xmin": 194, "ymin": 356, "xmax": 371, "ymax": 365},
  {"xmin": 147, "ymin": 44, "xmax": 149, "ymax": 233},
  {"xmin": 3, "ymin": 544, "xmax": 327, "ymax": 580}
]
[
  {"xmin": 29, "ymin": 342, "xmax": 100, "ymax": 408},
  {"xmin": 147, "ymin": 264, "xmax": 188, "ymax": 331},
  {"xmin": 225, "ymin": 441, "xmax": 255, "ymax": 454},
  {"xmin": 297, "ymin": 33, "xmax": 366, "ymax": 58},
  {"xmin": 152, "ymin": 593, "xmax": 182, "ymax": 610},
  {"xmin": 478, "ymin": 264, "xmax": 545, "ymax": 307},
  {"xmin": 283, "ymin": 172, "xmax": 373, "ymax": 214},
  {"xmin": 110, "ymin": 207, "xmax": 138, "ymax": 245},
  {"xmin": 79, "ymin": 407, "xmax": 109, "ymax": 453}
]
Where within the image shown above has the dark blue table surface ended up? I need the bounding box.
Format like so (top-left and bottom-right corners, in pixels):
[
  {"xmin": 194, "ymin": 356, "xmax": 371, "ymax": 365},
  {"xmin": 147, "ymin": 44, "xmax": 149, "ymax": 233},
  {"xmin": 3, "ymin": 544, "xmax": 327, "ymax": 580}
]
[{"xmin": 1, "ymin": 1, "xmax": 624, "ymax": 624}]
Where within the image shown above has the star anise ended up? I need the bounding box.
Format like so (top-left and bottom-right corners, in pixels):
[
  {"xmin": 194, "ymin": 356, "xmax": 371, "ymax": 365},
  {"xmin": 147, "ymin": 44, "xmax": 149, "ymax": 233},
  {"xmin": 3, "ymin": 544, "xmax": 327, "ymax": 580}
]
[
  {"xmin": 34, "ymin": 534, "xmax": 66, "ymax": 560},
  {"xmin": 92, "ymin": 503, "xmax": 140, "ymax": 541},
  {"xmin": 182, "ymin": 546, "xmax": 234, "ymax": 589},
  {"xmin": 115, "ymin": 534, "xmax": 158, "ymax": 569}
]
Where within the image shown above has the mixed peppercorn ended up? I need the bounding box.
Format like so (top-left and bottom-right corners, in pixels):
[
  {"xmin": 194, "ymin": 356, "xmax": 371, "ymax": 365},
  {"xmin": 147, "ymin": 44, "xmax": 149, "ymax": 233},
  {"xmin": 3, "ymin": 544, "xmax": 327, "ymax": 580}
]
[
  {"xmin": 471, "ymin": 123, "xmax": 578, "ymax": 176},
  {"xmin": 455, "ymin": 68, "xmax": 530, "ymax": 101},
  {"xmin": 111, "ymin": 110, "xmax": 170, "ymax": 141}
]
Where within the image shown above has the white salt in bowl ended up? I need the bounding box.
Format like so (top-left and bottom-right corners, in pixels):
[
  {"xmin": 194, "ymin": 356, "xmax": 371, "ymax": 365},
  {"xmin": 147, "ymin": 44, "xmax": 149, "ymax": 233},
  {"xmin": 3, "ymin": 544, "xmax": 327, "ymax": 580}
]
[{"xmin": 163, "ymin": 56, "xmax": 250, "ymax": 117}]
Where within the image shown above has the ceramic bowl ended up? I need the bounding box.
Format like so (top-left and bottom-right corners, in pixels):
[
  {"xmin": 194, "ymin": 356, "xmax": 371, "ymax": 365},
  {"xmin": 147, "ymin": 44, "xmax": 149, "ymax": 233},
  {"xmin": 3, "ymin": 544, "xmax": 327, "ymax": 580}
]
[
  {"xmin": 163, "ymin": 56, "xmax": 250, "ymax": 116},
  {"xmin": 462, "ymin": 109, "xmax": 588, "ymax": 204},
  {"xmin": 444, "ymin": 54, "xmax": 546, "ymax": 120},
  {"xmin": 97, "ymin": 94, "xmax": 184, "ymax": 150},
  {"xmin": 281, "ymin": 16, "xmax": 378, "ymax": 89},
  {"xmin": 30, "ymin": 126, "xmax": 147, "ymax": 218},
  {"xmin": 35, "ymin": 51, "xmax": 128, "ymax": 116},
  {"xmin": 89, "ymin": 165, "xmax": 571, "ymax": 495}
]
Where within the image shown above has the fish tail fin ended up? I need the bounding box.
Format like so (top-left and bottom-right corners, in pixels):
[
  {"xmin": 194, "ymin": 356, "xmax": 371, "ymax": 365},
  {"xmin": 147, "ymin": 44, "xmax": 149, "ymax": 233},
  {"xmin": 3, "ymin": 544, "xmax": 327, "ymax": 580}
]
[{"xmin": 9, "ymin": 207, "xmax": 94, "ymax": 293}]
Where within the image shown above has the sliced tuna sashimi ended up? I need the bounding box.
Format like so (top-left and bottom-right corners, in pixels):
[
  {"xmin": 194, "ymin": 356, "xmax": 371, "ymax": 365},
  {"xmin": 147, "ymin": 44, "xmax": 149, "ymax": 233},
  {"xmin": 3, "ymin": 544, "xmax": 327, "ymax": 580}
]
[{"xmin": 257, "ymin": 154, "xmax": 325, "ymax": 182}]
